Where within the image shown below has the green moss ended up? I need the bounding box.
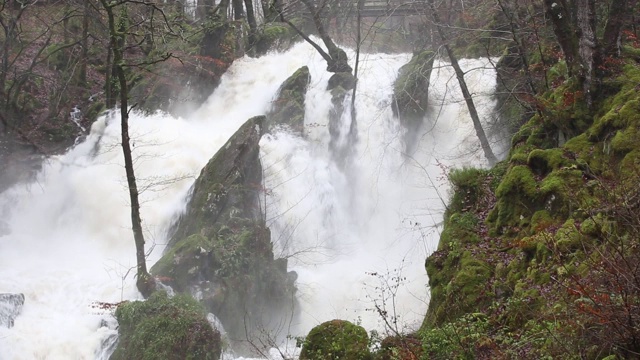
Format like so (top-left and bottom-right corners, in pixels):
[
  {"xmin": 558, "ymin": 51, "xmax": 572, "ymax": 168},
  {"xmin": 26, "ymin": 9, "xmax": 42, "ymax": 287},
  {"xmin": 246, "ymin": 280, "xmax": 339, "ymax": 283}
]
[
  {"xmin": 496, "ymin": 165, "xmax": 537, "ymax": 199},
  {"xmin": 554, "ymin": 219, "xmax": 583, "ymax": 253},
  {"xmin": 300, "ymin": 320, "xmax": 371, "ymax": 360},
  {"xmin": 110, "ymin": 292, "xmax": 221, "ymax": 360},
  {"xmin": 527, "ymin": 149, "xmax": 568, "ymax": 175},
  {"xmin": 530, "ymin": 210, "xmax": 553, "ymax": 232},
  {"xmin": 426, "ymin": 250, "xmax": 493, "ymax": 326},
  {"xmin": 256, "ymin": 22, "xmax": 299, "ymax": 54},
  {"xmin": 392, "ymin": 50, "xmax": 435, "ymax": 130}
]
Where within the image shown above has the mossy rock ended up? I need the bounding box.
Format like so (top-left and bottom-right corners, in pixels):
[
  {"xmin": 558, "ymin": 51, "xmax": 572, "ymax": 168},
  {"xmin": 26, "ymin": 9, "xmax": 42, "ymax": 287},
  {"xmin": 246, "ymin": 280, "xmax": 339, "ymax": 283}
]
[
  {"xmin": 392, "ymin": 50, "xmax": 435, "ymax": 148},
  {"xmin": 300, "ymin": 320, "xmax": 371, "ymax": 360},
  {"xmin": 267, "ymin": 66, "xmax": 310, "ymax": 135},
  {"xmin": 110, "ymin": 292, "xmax": 221, "ymax": 360},
  {"xmin": 153, "ymin": 116, "xmax": 296, "ymax": 346},
  {"xmin": 327, "ymin": 72, "xmax": 356, "ymax": 91},
  {"xmin": 169, "ymin": 116, "xmax": 265, "ymax": 245},
  {"xmin": 255, "ymin": 22, "xmax": 300, "ymax": 55}
]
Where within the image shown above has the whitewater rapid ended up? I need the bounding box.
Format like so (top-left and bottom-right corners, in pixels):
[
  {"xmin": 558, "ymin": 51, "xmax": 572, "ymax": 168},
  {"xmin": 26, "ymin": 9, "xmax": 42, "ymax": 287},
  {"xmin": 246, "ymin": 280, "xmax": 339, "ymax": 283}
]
[{"xmin": 0, "ymin": 41, "xmax": 498, "ymax": 359}]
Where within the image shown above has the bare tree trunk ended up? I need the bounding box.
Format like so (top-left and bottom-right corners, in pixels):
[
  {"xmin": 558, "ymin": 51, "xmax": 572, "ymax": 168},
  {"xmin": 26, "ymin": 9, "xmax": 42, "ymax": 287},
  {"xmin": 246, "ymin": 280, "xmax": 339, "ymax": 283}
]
[
  {"xmin": 100, "ymin": 0, "xmax": 155, "ymax": 298},
  {"xmin": 80, "ymin": 0, "xmax": 90, "ymax": 84},
  {"xmin": 602, "ymin": 0, "xmax": 629, "ymax": 58},
  {"xmin": 244, "ymin": 0, "xmax": 258, "ymax": 49},
  {"xmin": 428, "ymin": 0, "xmax": 497, "ymax": 165},
  {"xmin": 576, "ymin": 0, "xmax": 597, "ymax": 108},
  {"xmin": 232, "ymin": 0, "xmax": 244, "ymax": 20}
]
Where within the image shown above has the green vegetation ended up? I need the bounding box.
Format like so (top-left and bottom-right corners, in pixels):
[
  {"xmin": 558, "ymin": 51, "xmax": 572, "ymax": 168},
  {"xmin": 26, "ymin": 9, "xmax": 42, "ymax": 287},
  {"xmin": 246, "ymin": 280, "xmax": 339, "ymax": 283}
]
[
  {"xmin": 110, "ymin": 292, "xmax": 221, "ymax": 360},
  {"xmin": 419, "ymin": 55, "xmax": 640, "ymax": 358},
  {"xmin": 300, "ymin": 320, "xmax": 372, "ymax": 360}
]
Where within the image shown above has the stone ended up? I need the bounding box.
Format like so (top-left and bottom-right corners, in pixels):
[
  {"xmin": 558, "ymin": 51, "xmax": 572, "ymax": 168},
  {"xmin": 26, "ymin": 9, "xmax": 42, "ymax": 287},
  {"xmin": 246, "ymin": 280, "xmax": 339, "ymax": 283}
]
[
  {"xmin": 0, "ymin": 293, "xmax": 25, "ymax": 328},
  {"xmin": 300, "ymin": 319, "xmax": 371, "ymax": 360},
  {"xmin": 266, "ymin": 66, "xmax": 310, "ymax": 135},
  {"xmin": 152, "ymin": 116, "xmax": 296, "ymax": 349},
  {"xmin": 392, "ymin": 50, "xmax": 435, "ymax": 150}
]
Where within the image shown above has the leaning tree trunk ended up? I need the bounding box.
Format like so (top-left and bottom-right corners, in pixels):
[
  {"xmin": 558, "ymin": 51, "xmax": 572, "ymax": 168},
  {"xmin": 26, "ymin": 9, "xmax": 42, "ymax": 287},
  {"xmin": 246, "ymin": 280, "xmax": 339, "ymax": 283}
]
[
  {"xmin": 428, "ymin": 0, "xmax": 497, "ymax": 166},
  {"xmin": 101, "ymin": 0, "xmax": 155, "ymax": 298}
]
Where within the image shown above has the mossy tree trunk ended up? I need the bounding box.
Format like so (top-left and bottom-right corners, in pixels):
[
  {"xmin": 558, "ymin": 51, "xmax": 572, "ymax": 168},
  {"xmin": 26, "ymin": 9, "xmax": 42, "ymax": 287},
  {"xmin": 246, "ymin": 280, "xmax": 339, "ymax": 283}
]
[
  {"xmin": 428, "ymin": 0, "xmax": 497, "ymax": 166},
  {"xmin": 99, "ymin": 0, "xmax": 155, "ymax": 298}
]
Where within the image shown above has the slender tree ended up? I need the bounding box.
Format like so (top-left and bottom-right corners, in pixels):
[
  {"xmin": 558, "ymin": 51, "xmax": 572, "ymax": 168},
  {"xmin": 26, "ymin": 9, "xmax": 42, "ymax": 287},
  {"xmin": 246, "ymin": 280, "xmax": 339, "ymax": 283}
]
[
  {"xmin": 427, "ymin": 0, "xmax": 497, "ymax": 165},
  {"xmin": 99, "ymin": 0, "xmax": 156, "ymax": 298}
]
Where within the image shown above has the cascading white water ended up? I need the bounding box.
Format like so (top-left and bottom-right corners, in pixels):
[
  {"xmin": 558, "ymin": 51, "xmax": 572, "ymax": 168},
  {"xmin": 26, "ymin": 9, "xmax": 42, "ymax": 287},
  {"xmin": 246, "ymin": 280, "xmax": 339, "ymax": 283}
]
[{"xmin": 0, "ymin": 40, "xmax": 497, "ymax": 359}]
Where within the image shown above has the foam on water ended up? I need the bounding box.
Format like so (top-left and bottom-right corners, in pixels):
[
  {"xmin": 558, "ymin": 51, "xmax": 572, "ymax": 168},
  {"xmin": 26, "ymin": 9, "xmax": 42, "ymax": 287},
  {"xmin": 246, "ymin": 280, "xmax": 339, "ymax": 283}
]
[{"xmin": 0, "ymin": 40, "xmax": 497, "ymax": 359}]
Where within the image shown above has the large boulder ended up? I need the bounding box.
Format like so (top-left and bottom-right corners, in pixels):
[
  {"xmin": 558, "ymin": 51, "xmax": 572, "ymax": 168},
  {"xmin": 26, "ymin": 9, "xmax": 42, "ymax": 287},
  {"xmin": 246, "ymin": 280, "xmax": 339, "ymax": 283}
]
[
  {"xmin": 110, "ymin": 292, "xmax": 221, "ymax": 360},
  {"xmin": 255, "ymin": 22, "xmax": 301, "ymax": 56},
  {"xmin": 300, "ymin": 320, "xmax": 371, "ymax": 360},
  {"xmin": 266, "ymin": 66, "xmax": 310, "ymax": 135},
  {"xmin": 392, "ymin": 50, "xmax": 435, "ymax": 150},
  {"xmin": 0, "ymin": 293, "xmax": 25, "ymax": 328},
  {"xmin": 152, "ymin": 116, "xmax": 296, "ymax": 346}
]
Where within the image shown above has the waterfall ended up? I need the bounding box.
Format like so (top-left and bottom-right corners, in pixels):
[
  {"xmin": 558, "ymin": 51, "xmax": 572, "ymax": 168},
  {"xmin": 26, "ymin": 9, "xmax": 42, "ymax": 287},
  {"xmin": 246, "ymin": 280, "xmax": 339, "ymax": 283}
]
[{"xmin": 0, "ymin": 40, "xmax": 497, "ymax": 359}]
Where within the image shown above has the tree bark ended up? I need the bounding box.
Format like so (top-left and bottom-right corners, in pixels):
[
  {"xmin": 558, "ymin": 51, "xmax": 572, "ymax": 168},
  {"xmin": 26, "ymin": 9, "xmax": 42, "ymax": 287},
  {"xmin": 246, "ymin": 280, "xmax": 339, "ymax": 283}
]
[
  {"xmin": 543, "ymin": 0, "xmax": 580, "ymax": 77},
  {"xmin": 576, "ymin": 0, "xmax": 597, "ymax": 108},
  {"xmin": 232, "ymin": 0, "xmax": 244, "ymax": 20},
  {"xmin": 244, "ymin": 0, "xmax": 258, "ymax": 49},
  {"xmin": 80, "ymin": 0, "xmax": 89, "ymax": 84}
]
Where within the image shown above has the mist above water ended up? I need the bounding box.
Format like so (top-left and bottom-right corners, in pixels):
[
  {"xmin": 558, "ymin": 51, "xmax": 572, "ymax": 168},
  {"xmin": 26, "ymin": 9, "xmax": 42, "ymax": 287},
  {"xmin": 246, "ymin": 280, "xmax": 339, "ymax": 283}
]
[{"xmin": 0, "ymin": 40, "xmax": 497, "ymax": 359}]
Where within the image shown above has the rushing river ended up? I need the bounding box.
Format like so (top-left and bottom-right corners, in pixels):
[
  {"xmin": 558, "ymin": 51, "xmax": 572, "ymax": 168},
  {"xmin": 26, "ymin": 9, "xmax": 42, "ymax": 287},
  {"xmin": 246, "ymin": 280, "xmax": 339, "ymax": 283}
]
[{"xmin": 0, "ymin": 40, "xmax": 498, "ymax": 359}]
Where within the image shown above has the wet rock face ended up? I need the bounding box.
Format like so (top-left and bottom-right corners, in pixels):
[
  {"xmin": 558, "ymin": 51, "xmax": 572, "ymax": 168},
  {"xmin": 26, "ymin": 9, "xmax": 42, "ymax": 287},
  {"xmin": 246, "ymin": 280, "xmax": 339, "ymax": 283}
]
[
  {"xmin": 168, "ymin": 116, "xmax": 266, "ymax": 246},
  {"xmin": 266, "ymin": 66, "xmax": 310, "ymax": 136},
  {"xmin": 392, "ymin": 50, "xmax": 435, "ymax": 151},
  {"xmin": 152, "ymin": 116, "xmax": 296, "ymax": 347},
  {"xmin": 0, "ymin": 293, "xmax": 25, "ymax": 328}
]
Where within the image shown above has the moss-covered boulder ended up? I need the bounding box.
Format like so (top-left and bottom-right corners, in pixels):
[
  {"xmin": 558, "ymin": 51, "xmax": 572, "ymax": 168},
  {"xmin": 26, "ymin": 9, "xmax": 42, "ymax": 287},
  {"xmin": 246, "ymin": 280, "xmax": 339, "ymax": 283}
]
[
  {"xmin": 167, "ymin": 116, "xmax": 265, "ymax": 244},
  {"xmin": 392, "ymin": 50, "xmax": 435, "ymax": 148},
  {"xmin": 300, "ymin": 320, "xmax": 371, "ymax": 360},
  {"xmin": 152, "ymin": 116, "xmax": 295, "ymax": 345},
  {"xmin": 266, "ymin": 66, "xmax": 310, "ymax": 135},
  {"xmin": 110, "ymin": 292, "xmax": 221, "ymax": 360},
  {"xmin": 255, "ymin": 22, "xmax": 300, "ymax": 56},
  {"xmin": 327, "ymin": 72, "xmax": 356, "ymax": 92}
]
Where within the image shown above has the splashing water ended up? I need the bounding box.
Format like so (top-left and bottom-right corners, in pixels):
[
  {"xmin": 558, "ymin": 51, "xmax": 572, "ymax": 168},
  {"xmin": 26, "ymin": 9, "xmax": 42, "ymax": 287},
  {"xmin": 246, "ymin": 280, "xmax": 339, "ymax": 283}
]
[{"xmin": 0, "ymin": 40, "xmax": 497, "ymax": 359}]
